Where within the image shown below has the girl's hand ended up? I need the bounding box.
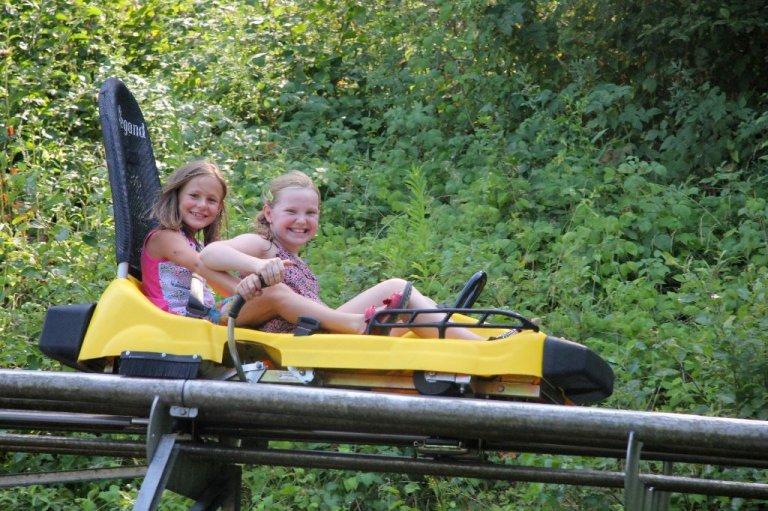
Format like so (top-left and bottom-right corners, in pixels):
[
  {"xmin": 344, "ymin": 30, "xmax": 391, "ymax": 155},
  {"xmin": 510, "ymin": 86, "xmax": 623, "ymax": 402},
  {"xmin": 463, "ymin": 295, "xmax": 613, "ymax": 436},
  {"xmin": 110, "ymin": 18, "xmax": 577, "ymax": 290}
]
[
  {"xmin": 256, "ymin": 257, "xmax": 292, "ymax": 286},
  {"xmin": 235, "ymin": 273, "xmax": 265, "ymax": 300}
]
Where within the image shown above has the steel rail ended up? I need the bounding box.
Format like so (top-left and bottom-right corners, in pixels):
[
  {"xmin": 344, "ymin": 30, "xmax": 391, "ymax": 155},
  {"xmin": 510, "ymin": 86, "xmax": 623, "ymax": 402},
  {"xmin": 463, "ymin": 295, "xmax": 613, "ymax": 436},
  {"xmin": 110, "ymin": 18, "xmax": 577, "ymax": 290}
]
[
  {"xmin": 0, "ymin": 409, "xmax": 144, "ymax": 429},
  {"xmin": 193, "ymin": 426, "xmax": 768, "ymax": 469},
  {"xmin": 0, "ymin": 433, "xmax": 145, "ymax": 457},
  {"xmin": 0, "ymin": 369, "xmax": 766, "ymax": 507},
  {"xmin": 178, "ymin": 444, "xmax": 768, "ymax": 500},
  {"xmin": 1, "ymin": 429, "xmax": 766, "ymax": 501},
  {"xmin": 0, "ymin": 370, "xmax": 767, "ymax": 458},
  {"xmin": 0, "ymin": 467, "xmax": 147, "ymax": 489},
  {"xmin": 0, "ymin": 397, "xmax": 148, "ymax": 417}
]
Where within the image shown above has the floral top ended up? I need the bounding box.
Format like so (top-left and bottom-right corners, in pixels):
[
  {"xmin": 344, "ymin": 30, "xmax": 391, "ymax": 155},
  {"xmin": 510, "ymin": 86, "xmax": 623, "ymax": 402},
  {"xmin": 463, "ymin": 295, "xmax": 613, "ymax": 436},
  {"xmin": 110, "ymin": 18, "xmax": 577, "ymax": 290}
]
[
  {"xmin": 259, "ymin": 241, "xmax": 325, "ymax": 333},
  {"xmin": 141, "ymin": 229, "xmax": 215, "ymax": 316}
]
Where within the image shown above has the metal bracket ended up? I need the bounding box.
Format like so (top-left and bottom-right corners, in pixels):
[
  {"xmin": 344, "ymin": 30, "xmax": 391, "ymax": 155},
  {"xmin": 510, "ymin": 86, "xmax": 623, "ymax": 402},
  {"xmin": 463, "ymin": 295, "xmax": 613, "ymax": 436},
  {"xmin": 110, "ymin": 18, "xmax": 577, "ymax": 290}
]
[
  {"xmin": 424, "ymin": 372, "xmax": 473, "ymax": 394},
  {"xmin": 146, "ymin": 397, "xmax": 173, "ymax": 461},
  {"xmin": 170, "ymin": 405, "xmax": 198, "ymax": 419},
  {"xmin": 414, "ymin": 438, "xmax": 469, "ymax": 456},
  {"xmin": 423, "ymin": 372, "xmax": 472, "ymax": 385},
  {"xmin": 287, "ymin": 366, "xmax": 315, "ymax": 384},
  {"xmin": 242, "ymin": 361, "xmax": 268, "ymax": 383}
]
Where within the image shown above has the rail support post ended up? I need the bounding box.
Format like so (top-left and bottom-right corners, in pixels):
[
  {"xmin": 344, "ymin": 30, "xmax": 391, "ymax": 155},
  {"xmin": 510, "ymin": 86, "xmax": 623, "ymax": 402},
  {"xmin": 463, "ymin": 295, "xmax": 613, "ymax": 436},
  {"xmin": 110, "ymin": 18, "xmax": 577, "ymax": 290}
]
[
  {"xmin": 134, "ymin": 432, "xmax": 179, "ymax": 511},
  {"xmin": 654, "ymin": 461, "xmax": 672, "ymax": 511},
  {"xmin": 625, "ymin": 431, "xmax": 645, "ymax": 511},
  {"xmin": 136, "ymin": 396, "xmax": 242, "ymax": 511}
]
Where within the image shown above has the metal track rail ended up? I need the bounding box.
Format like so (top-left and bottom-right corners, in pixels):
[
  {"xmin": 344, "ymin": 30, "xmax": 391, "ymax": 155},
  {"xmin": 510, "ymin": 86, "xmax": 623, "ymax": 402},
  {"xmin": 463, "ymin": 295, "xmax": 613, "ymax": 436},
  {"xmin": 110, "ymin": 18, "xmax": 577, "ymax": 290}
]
[{"xmin": 0, "ymin": 370, "xmax": 765, "ymax": 510}]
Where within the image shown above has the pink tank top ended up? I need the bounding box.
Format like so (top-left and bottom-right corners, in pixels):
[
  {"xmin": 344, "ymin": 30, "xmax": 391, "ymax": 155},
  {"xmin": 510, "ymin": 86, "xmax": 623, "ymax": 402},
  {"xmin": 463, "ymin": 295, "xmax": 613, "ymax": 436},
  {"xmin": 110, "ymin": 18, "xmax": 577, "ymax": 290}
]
[{"xmin": 140, "ymin": 229, "xmax": 215, "ymax": 316}]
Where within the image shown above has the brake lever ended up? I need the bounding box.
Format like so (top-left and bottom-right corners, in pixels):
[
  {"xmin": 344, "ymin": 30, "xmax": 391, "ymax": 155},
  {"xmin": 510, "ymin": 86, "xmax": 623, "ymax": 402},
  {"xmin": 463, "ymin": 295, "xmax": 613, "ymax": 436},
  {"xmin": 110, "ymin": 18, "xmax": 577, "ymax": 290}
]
[
  {"xmin": 228, "ymin": 275, "xmax": 269, "ymax": 319},
  {"xmin": 228, "ymin": 274, "xmax": 268, "ymax": 382}
]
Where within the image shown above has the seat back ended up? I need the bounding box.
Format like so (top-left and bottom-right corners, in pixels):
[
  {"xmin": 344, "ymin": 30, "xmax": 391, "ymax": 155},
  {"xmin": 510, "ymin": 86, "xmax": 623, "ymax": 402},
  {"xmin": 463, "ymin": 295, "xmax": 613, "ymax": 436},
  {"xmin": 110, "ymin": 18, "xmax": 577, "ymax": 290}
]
[{"xmin": 98, "ymin": 77, "xmax": 161, "ymax": 280}]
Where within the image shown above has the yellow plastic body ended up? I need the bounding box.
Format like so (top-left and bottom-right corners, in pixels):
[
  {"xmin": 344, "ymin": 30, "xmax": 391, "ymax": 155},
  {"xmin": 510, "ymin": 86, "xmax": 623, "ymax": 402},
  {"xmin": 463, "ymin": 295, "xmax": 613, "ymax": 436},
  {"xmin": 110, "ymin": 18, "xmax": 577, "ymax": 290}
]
[{"xmin": 79, "ymin": 278, "xmax": 546, "ymax": 378}]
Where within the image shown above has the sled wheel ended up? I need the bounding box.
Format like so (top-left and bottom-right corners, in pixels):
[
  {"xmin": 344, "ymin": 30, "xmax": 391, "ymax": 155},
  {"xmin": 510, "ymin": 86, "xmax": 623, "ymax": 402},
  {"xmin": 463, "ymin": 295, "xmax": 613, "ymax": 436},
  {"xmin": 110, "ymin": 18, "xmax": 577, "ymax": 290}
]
[
  {"xmin": 414, "ymin": 371, "xmax": 455, "ymax": 396},
  {"xmin": 452, "ymin": 271, "xmax": 487, "ymax": 309}
]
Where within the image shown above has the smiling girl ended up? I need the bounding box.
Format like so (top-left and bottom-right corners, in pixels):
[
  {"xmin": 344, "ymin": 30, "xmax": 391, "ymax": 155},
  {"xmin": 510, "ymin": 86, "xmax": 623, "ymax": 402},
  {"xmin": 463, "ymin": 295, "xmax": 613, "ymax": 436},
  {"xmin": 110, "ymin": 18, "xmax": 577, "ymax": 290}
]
[
  {"xmin": 141, "ymin": 160, "xmax": 284, "ymax": 323},
  {"xmin": 201, "ymin": 170, "xmax": 486, "ymax": 339}
]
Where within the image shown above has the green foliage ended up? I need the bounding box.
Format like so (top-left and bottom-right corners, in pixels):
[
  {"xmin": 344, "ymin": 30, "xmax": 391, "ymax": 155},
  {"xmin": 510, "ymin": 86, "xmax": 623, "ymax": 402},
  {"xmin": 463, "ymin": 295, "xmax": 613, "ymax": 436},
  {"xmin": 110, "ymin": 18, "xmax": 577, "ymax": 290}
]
[
  {"xmin": 561, "ymin": 0, "xmax": 768, "ymax": 96},
  {"xmin": 2, "ymin": 0, "xmax": 768, "ymax": 508},
  {"xmin": 559, "ymin": 0, "xmax": 768, "ymax": 179}
]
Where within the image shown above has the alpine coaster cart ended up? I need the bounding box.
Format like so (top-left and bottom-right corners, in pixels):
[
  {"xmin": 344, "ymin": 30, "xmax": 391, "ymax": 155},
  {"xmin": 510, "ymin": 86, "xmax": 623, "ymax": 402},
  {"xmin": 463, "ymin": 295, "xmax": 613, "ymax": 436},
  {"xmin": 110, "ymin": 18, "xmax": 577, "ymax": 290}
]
[{"xmin": 36, "ymin": 78, "xmax": 617, "ymax": 509}]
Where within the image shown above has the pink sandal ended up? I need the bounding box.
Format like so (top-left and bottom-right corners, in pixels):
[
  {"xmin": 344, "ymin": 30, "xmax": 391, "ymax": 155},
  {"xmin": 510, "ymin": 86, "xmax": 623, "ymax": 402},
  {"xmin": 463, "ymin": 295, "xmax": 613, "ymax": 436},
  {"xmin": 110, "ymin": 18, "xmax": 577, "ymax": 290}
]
[{"xmin": 364, "ymin": 282, "xmax": 413, "ymax": 335}]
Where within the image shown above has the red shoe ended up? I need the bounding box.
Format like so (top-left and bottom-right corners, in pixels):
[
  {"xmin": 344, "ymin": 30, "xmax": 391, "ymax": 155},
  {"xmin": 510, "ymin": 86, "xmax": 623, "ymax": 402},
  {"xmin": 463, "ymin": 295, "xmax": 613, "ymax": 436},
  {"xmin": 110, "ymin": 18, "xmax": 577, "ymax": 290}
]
[
  {"xmin": 363, "ymin": 306, "xmax": 383, "ymax": 335},
  {"xmin": 364, "ymin": 282, "xmax": 413, "ymax": 335}
]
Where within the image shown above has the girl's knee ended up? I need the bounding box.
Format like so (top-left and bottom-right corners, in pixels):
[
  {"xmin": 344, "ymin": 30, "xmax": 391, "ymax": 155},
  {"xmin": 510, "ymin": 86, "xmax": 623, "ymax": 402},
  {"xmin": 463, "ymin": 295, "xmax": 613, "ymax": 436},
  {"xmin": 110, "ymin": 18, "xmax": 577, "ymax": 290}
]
[
  {"xmin": 267, "ymin": 283, "xmax": 304, "ymax": 308},
  {"xmin": 261, "ymin": 282, "xmax": 288, "ymax": 295},
  {"xmin": 383, "ymin": 278, "xmax": 407, "ymax": 289}
]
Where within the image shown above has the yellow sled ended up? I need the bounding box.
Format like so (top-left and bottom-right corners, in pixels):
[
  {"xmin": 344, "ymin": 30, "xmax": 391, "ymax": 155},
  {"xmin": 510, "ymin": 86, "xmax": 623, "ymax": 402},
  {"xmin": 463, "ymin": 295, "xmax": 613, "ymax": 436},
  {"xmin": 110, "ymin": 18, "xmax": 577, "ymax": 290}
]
[{"xmin": 38, "ymin": 78, "xmax": 613, "ymax": 406}]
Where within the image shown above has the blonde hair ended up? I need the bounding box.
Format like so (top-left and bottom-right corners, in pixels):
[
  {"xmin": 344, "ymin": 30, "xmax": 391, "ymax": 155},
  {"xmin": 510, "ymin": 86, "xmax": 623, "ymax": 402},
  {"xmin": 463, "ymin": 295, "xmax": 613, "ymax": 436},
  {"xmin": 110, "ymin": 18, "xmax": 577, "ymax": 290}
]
[
  {"xmin": 152, "ymin": 160, "xmax": 228, "ymax": 245},
  {"xmin": 255, "ymin": 170, "xmax": 320, "ymax": 241}
]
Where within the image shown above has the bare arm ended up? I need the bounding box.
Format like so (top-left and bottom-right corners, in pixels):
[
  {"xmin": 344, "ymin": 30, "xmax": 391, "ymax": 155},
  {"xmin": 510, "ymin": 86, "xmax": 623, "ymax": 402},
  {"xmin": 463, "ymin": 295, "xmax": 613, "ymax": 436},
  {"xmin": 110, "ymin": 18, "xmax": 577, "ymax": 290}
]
[
  {"xmin": 146, "ymin": 229, "xmax": 241, "ymax": 297},
  {"xmin": 200, "ymin": 233, "xmax": 290, "ymax": 286},
  {"xmin": 199, "ymin": 265, "xmax": 241, "ymax": 298}
]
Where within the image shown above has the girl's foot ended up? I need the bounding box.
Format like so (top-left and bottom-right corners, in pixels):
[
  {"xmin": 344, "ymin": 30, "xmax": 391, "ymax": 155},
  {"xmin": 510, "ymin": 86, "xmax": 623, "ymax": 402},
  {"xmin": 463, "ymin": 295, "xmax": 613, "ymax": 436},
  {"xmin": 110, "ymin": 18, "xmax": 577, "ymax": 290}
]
[{"xmin": 364, "ymin": 282, "xmax": 413, "ymax": 335}]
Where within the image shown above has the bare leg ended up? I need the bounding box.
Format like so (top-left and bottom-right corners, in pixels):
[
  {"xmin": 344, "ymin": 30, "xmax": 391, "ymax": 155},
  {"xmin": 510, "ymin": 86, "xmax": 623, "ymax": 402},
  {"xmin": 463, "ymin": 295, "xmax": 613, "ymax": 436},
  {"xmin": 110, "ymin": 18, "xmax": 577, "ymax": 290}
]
[
  {"xmin": 236, "ymin": 283, "xmax": 366, "ymax": 333},
  {"xmin": 338, "ymin": 279, "xmax": 485, "ymax": 340},
  {"xmin": 237, "ymin": 278, "xmax": 486, "ymax": 339},
  {"xmin": 336, "ymin": 278, "xmax": 411, "ymax": 313}
]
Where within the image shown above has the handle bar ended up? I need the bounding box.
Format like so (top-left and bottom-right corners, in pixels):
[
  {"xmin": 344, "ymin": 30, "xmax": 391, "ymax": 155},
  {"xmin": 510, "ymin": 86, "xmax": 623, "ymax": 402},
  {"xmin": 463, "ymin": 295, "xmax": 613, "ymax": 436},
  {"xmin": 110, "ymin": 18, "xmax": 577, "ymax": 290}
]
[{"xmin": 227, "ymin": 274, "xmax": 267, "ymax": 382}]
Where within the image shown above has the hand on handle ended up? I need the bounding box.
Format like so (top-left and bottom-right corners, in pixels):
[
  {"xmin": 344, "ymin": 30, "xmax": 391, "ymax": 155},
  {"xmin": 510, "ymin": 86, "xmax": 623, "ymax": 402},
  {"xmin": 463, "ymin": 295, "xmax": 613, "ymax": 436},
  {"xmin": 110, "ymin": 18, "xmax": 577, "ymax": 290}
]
[{"xmin": 229, "ymin": 274, "xmax": 268, "ymax": 319}]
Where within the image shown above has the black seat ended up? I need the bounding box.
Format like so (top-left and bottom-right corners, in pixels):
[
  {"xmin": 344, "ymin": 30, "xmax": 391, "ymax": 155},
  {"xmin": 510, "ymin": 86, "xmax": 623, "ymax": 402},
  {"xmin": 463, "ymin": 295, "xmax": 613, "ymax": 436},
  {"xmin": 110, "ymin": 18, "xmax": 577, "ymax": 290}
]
[
  {"xmin": 39, "ymin": 78, "xmax": 161, "ymax": 371},
  {"xmin": 98, "ymin": 77, "xmax": 161, "ymax": 280}
]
